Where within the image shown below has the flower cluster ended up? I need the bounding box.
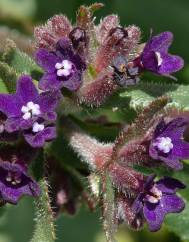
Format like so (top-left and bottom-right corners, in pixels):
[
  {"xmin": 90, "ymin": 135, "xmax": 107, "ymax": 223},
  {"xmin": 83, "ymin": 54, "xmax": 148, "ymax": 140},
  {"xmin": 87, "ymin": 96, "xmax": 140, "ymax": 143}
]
[
  {"xmin": 70, "ymin": 114, "xmax": 189, "ymax": 232},
  {"xmin": 0, "ymin": 3, "xmax": 187, "ymax": 239}
]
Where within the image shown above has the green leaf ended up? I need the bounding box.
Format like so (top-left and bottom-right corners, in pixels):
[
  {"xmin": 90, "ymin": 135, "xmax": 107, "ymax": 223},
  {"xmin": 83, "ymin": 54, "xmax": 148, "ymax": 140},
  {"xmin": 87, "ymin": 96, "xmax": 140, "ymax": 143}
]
[
  {"xmin": 2, "ymin": 39, "xmax": 42, "ymax": 79},
  {"xmin": 0, "ymin": 206, "xmax": 6, "ymax": 217},
  {"xmin": 102, "ymin": 173, "xmax": 117, "ymax": 242},
  {"xmin": 30, "ymin": 178, "xmax": 56, "ymax": 242},
  {"xmin": 0, "ymin": 61, "xmax": 17, "ymax": 93},
  {"xmin": 165, "ymin": 203, "xmax": 189, "ymax": 241},
  {"xmin": 133, "ymin": 164, "xmax": 172, "ymax": 177},
  {"xmin": 172, "ymin": 164, "xmax": 189, "ymax": 202},
  {"xmin": 120, "ymin": 82, "xmax": 189, "ymax": 111}
]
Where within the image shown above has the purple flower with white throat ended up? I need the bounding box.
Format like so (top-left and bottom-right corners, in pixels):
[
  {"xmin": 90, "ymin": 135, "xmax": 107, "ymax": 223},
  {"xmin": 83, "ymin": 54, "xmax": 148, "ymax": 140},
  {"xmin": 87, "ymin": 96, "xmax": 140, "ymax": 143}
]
[
  {"xmin": 149, "ymin": 118, "xmax": 189, "ymax": 170},
  {"xmin": 0, "ymin": 161, "xmax": 40, "ymax": 204},
  {"xmin": 132, "ymin": 175, "xmax": 185, "ymax": 232},
  {"xmin": 139, "ymin": 32, "xmax": 184, "ymax": 77},
  {"xmin": 35, "ymin": 37, "xmax": 86, "ymax": 91},
  {"xmin": 0, "ymin": 75, "xmax": 61, "ymax": 147}
]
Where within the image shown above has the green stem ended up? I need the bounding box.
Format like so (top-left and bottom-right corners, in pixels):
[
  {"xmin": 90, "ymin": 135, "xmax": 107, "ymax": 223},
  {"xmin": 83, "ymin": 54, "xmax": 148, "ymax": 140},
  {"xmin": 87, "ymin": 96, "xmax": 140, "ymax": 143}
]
[{"xmin": 30, "ymin": 178, "xmax": 56, "ymax": 242}]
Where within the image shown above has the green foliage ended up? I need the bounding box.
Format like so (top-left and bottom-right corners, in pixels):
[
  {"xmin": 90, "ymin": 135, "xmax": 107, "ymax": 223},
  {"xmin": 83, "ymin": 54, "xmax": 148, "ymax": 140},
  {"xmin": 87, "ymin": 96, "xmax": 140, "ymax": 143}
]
[
  {"xmin": 0, "ymin": 61, "xmax": 17, "ymax": 92},
  {"xmin": 120, "ymin": 82, "xmax": 189, "ymax": 111},
  {"xmin": 0, "ymin": 39, "xmax": 42, "ymax": 93},
  {"xmin": 165, "ymin": 204, "xmax": 189, "ymax": 241},
  {"xmin": 2, "ymin": 39, "xmax": 42, "ymax": 79}
]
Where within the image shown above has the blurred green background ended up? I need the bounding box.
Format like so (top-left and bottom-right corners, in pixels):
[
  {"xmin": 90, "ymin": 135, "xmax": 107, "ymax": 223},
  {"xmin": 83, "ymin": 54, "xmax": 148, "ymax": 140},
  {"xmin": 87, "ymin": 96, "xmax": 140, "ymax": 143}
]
[{"xmin": 0, "ymin": 0, "xmax": 188, "ymax": 242}]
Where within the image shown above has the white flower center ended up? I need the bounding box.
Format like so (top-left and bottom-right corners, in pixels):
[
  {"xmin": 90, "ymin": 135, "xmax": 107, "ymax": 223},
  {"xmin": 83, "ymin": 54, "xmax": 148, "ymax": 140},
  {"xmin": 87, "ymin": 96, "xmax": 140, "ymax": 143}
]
[
  {"xmin": 155, "ymin": 51, "xmax": 163, "ymax": 66},
  {"xmin": 6, "ymin": 171, "xmax": 22, "ymax": 185},
  {"xmin": 55, "ymin": 59, "xmax": 74, "ymax": 77},
  {"xmin": 146, "ymin": 185, "xmax": 162, "ymax": 204},
  {"xmin": 153, "ymin": 136, "xmax": 173, "ymax": 154},
  {"xmin": 21, "ymin": 101, "xmax": 41, "ymax": 120},
  {"xmin": 32, "ymin": 122, "xmax": 45, "ymax": 133}
]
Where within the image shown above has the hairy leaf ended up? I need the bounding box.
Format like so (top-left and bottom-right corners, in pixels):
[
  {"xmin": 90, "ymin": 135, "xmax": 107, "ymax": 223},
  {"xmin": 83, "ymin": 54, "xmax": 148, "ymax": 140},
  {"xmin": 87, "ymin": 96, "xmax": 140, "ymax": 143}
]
[
  {"xmin": 165, "ymin": 203, "xmax": 189, "ymax": 241},
  {"xmin": 0, "ymin": 61, "xmax": 17, "ymax": 92},
  {"xmin": 120, "ymin": 81, "xmax": 189, "ymax": 110},
  {"xmin": 2, "ymin": 39, "xmax": 42, "ymax": 79}
]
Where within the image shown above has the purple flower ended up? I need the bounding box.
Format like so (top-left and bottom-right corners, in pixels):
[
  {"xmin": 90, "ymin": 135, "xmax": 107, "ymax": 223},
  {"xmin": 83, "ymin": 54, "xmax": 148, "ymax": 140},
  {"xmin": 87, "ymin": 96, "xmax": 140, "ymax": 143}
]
[
  {"xmin": 112, "ymin": 55, "xmax": 140, "ymax": 87},
  {"xmin": 140, "ymin": 32, "xmax": 184, "ymax": 76},
  {"xmin": 149, "ymin": 118, "xmax": 189, "ymax": 170},
  {"xmin": 132, "ymin": 175, "xmax": 185, "ymax": 232},
  {"xmin": 0, "ymin": 75, "xmax": 61, "ymax": 147},
  {"xmin": 0, "ymin": 112, "xmax": 18, "ymax": 142},
  {"xmin": 0, "ymin": 161, "xmax": 40, "ymax": 204},
  {"xmin": 35, "ymin": 37, "xmax": 86, "ymax": 91}
]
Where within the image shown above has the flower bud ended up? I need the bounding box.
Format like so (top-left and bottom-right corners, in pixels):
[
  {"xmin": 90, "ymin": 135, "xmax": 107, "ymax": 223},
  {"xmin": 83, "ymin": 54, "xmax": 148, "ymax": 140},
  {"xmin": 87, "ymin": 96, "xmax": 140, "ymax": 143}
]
[
  {"xmin": 116, "ymin": 195, "xmax": 144, "ymax": 230},
  {"xmin": 108, "ymin": 163, "xmax": 144, "ymax": 192}
]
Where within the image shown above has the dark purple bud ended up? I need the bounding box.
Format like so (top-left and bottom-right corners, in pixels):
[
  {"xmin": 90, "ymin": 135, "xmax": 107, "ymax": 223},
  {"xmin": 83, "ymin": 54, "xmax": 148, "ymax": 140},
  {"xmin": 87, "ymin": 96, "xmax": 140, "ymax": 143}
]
[
  {"xmin": 108, "ymin": 27, "xmax": 128, "ymax": 45},
  {"xmin": 69, "ymin": 27, "xmax": 88, "ymax": 49},
  {"xmin": 47, "ymin": 158, "xmax": 83, "ymax": 217},
  {"xmin": 96, "ymin": 15, "xmax": 120, "ymax": 44},
  {"xmin": 94, "ymin": 25, "xmax": 141, "ymax": 72}
]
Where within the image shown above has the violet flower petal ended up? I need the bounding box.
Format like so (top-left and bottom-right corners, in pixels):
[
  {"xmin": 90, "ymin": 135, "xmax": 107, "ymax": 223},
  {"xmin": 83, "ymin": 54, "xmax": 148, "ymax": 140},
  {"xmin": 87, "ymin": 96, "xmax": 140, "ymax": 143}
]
[
  {"xmin": 37, "ymin": 90, "xmax": 62, "ymax": 113},
  {"xmin": 144, "ymin": 32, "xmax": 173, "ymax": 53},
  {"xmin": 62, "ymin": 71, "xmax": 82, "ymax": 91},
  {"xmin": 35, "ymin": 48, "xmax": 60, "ymax": 72},
  {"xmin": 16, "ymin": 75, "xmax": 39, "ymax": 103},
  {"xmin": 5, "ymin": 117, "xmax": 33, "ymax": 132},
  {"xmin": 159, "ymin": 54, "xmax": 184, "ymax": 74},
  {"xmin": 38, "ymin": 73, "xmax": 63, "ymax": 91},
  {"xmin": 160, "ymin": 194, "xmax": 185, "ymax": 214},
  {"xmin": 0, "ymin": 94, "xmax": 21, "ymax": 117},
  {"xmin": 0, "ymin": 161, "xmax": 40, "ymax": 204},
  {"xmin": 24, "ymin": 126, "xmax": 56, "ymax": 148},
  {"xmin": 156, "ymin": 177, "xmax": 186, "ymax": 194}
]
